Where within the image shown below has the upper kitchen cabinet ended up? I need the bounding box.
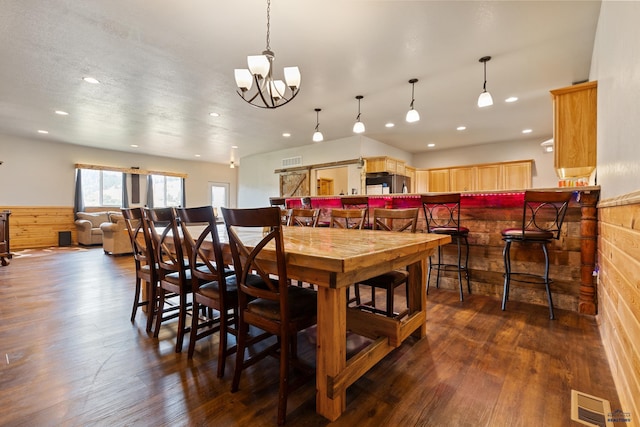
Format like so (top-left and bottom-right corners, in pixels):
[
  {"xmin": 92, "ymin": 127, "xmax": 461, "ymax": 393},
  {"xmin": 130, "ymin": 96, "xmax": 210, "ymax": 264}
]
[
  {"xmin": 550, "ymin": 81, "xmax": 597, "ymax": 179},
  {"xmin": 365, "ymin": 156, "xmax": 406, "ymax": 175}
]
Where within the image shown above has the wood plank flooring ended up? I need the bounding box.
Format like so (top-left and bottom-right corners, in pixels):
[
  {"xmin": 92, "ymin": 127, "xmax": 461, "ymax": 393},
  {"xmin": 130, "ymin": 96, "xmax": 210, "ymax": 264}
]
[{"xmin": 0, "ymin": 247, "xmax": 622, "ymax": 426}]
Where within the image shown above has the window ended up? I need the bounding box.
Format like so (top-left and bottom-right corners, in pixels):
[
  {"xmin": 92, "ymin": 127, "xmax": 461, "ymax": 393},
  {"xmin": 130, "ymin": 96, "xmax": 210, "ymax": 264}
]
[
  {"xmin": 81, "ymin": 169, "xmax": 122, "ymax": 207},
  {"xmin": 210, "ymin": 182, "xmax": 229, "ymax": 217},
  {"xmin": 152, "ymin": 175, "xmax": 183, "ymax": 207}
]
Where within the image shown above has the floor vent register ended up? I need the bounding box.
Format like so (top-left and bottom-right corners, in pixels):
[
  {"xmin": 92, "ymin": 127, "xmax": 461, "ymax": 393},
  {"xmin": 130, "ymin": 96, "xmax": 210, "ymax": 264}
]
[{"xmin": 571, "ymin": 389, "xmax": 613, "ymax": 427}]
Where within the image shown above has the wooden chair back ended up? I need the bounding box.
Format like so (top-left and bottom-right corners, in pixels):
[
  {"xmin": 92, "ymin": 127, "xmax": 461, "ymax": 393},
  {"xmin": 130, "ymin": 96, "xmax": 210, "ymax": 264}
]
[
  {"xmin": 144, "ymin": 207, "xmax": 187, "ymax": 281},
  {"xmin": 221, "ymin": 207, "xmax": 288, "ymax": 306},
  {"xmin": 176, "ymin": 206, "xmax": 226, "ymax": 284},
  {"xmin": 341, "ymin": 196, "xmax": 370, "ymax": 227},
  {"xmin": 329, "ymin": 208, "xmax": 366, "ymax": 229},
  {"xmin": 121, "ymin": 207, "xmax": 154, "ymax": 269},
  {"xmin": 287, "ymin": 208, "xmax": 319, "ymax": 227},
  {"xmin": 371, "ymin": 208, "xmax": 419, "ymax": 233}
]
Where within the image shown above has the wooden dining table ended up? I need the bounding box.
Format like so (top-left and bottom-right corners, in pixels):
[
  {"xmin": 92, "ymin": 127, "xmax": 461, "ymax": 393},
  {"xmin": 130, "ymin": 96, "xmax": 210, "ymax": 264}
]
[{"xmin": 213, "ymin": 224, "xmax": 450, "ymax": 421}]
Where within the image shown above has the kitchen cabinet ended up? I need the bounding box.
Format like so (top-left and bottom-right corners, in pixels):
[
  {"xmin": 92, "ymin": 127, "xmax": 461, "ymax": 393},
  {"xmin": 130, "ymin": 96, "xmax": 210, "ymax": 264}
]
[
  {"xmin": 476, "ymin": 164, "xmax": 501, "ymax": 191},
  {"xmin": 365, "ymin": 156, "xmax": 406, "ymax": 175},
  {"xmin": 405, "ymin": 166, "xmax": 416, "ymax": 192},
  {"xmin": 449, "ymin": 167, "xmax": 475, "ymax": 192},
  {"xmin": 551, "ymin": 81, "xmax": 597, "ymax": 179},
  {"xmin": 428, "ymin": 169, "xmax": 450, "ymax": 192},
  {"xmin": 502, "ymin": 161, "xmax": 532, "ymax": 190},
  {"xmin": 421, "ymin": 160, "xmax": 532, "ymax": 193},
  {"xmin": 415, "ymin": 170, "xmax": 429, "ymax": 193}
]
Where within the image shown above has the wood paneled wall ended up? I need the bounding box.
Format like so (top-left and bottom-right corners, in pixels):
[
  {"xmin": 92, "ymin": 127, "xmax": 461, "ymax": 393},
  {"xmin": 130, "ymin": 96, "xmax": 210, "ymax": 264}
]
[
  {"xmin": 3, "ymin": 206, "xmax": 77, "ymax": 250},
  {"xmin": 597, "ymin": 192, "xmax": 640, "ymax": 421}
]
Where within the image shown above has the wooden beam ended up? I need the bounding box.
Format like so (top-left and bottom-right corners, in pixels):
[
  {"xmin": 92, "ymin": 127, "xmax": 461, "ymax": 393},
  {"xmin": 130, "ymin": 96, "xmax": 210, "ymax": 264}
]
[{"xmin": 74, "ymin": 163, "xmax": 187, "ymax": 178}]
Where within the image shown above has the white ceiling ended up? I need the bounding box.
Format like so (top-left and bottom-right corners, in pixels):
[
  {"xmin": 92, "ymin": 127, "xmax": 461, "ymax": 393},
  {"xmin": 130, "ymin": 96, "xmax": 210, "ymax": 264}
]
[{"xmin": 0, "ymin": 1, "xmax": 601, "ymax": 163}]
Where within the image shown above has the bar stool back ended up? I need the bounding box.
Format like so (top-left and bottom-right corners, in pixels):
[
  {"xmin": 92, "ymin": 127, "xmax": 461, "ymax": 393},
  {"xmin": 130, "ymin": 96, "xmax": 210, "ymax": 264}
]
[
  {"xmin": 501, "ymin": 190, "xmax": 572, "ymax": 319},
  {"xmin": 421, "ymin": 193, "xmax": 471, "ymax": 301}
]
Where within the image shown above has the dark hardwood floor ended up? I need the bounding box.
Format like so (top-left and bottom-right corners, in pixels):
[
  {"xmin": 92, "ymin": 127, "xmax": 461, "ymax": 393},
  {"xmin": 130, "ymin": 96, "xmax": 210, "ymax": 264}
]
[{"xmin": 0, "ymin": 247, "xmax": 621, "ymax": 426}]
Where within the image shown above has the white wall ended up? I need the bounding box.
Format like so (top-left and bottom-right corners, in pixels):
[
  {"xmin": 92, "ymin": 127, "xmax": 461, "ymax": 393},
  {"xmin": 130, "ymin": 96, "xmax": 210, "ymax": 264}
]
[
  {"xmin": 412, "ymin": 137, "xmax": 558, "ymax": 189},
  {"xmin": 590, "ymin": 1, "xmax": 640, "ymax": 200},
  {"xmin": 0, "ymin": 134, "xmax": 237, "ymax": 207}
]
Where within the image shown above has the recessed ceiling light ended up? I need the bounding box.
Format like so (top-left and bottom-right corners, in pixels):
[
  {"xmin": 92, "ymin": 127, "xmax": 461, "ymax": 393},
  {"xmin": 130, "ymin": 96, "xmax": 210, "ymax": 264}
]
[
  {"xmin": 195, "ymin": 154, "xmax": 201, "ymax": 158},
  {"xmin": 427, "ymin": 143, "xmax": 435, "ymax": 148},
  {"xmin": 231, "ymin": 145, "xmax": 238, "ymax": 149},
  {"xmin": 282, "ymin": 133, "xmax": 291, "ymax": 137},
  {"xmin": 209, "ymin": 112, "xmax": 220, "ymax": 117},
  {"xmin": 55, "ymin": 110, "xmax": 69, "ymax": 116},
  {"xmin": 130, "ymin": 144, "xmax": 138, "ymax": 148},
  {"xmin": 385, "ymin": 122, "xmax": 395, "ymax": 128},
  {"xmin": 456, "ymin": 126, "xmax": 466, "ymax": 131},
  {"xmin": 37, "ymin": 130, "xmax": 49, "ymax": 134},
  {"xmin": 522, "ymin": 129, "xmax": 533, "ymax": 134},
  {"xmin": 505, "ymin": 96, "xmax": 519, "ymax": 103},
  {"xmin": 82, "ymin": 77, "xmax": 100, "ymax": 84}
]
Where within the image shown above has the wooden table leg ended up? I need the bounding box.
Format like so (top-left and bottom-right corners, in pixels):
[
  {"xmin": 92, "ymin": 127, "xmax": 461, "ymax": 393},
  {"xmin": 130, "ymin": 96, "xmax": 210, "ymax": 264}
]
[
  {"xmin": 408, "ymin": 257, "xmax": 428, "ymax": 338},
  {"xmin": 316, "ymin": 286, "xmax": 347, "ymax": 421}
]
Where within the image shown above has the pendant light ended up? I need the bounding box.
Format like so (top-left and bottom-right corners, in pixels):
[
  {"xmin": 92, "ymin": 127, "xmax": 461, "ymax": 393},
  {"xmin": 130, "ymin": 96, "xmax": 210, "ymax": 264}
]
[
  {"xmin": 405, "ymin": 79, "xmax": 420, "ymax": 123},
  {"xmin": 353, "ymin": 95, "xmax": 365, "ymax": 134},
  {"xmin": 477, "ymin": 56, "xmax": 493, "ymax": 108},
  {"xmin": 312, "ymin": 108, "xmax": 323, "ymax": 142}
]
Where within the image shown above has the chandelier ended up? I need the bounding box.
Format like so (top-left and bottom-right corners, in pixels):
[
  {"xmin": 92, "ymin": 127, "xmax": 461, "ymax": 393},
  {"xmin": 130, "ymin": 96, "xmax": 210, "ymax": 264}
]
[{"xmin": 234, "ymin": 0, "xmax": 301, "ymax": 109}]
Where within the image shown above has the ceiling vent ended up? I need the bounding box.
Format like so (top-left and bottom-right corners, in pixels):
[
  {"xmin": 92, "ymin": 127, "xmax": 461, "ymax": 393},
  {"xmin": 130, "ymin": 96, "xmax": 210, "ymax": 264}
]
[
  {"xmin": 571, "ymin": 390, "xmax": 613, "ymax": 427},
  {"xmin": 282, "ymin": 156, "xmax": 302, "ymax": 168}
]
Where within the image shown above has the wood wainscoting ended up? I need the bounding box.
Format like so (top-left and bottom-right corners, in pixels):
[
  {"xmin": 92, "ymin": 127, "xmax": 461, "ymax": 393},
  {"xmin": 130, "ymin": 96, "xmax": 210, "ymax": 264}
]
[
  {"xmin": 597, "ymin": 191, "xmax": 640, "ymax": 422},
  {"xmin": 3, "ymin": 206, "xmax": 77, "ymax": 250}
]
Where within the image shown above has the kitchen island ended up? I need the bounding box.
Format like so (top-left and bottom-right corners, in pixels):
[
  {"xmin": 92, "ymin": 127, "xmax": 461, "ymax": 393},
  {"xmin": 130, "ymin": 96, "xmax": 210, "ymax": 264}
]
[{"xmin": 283, "ymin": 187, "xmax": 600, "ymax": 315}]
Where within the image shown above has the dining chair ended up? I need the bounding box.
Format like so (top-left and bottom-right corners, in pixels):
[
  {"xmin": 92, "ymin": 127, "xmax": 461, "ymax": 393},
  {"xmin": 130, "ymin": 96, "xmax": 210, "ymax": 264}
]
[
  {"xmin": 329, "ymin": 208, "xmax": 366, "ymax": 230},
  {"xmin": 121, "ymin": 207, "xmax": 157, "ymax": 332},
  {"xmin": 341, "ymin": 196, "xmax": 370, "ymax": 228},
  {"xmin": 421, "ymin": 193, "xmax": 471, "ymax": 301},
  {"xmin": 177, "ymin": 206, "xmax": 245, "ymax": 377},
  {"xmin": 356, "ymin": 207, "xmax": 419, "ymax": 317},
  {"xmin": 221, "ymin": 206, "xmax": 317, "ymax": 426},
  {"xmin": 501, "ymin": 190, "xmax": 573, "ymax": 319},
  {"xmin": 287, "ymin": 208, "xmax": 319, "ymax": 227},
  {"xmin": 145, "ymin": 207, "xmax": 193, "ymax": 353}
]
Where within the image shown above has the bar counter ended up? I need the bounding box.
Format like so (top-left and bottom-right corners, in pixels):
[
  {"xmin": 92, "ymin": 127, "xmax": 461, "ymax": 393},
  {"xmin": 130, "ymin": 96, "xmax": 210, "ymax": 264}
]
[{"xmin": 284, "ymin": 187, "xmax": 600, "ymax": 315}]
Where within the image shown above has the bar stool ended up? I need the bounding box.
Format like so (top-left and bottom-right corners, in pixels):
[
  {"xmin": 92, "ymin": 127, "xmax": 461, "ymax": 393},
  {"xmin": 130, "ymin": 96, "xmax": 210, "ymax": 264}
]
[
  {"xmin": 501, "ymin": 190, "xmax": 572, "ymax": 319},
  {"xmin": 421, "ymin": 193, "xmax": 471, "ymax": 301}
]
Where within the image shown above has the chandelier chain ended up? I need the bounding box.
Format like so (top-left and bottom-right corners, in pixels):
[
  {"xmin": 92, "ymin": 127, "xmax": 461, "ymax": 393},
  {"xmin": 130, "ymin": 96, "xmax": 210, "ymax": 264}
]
[{"xmin": 265, "ymin": 0, "xmax": 271, "ymax": 51}]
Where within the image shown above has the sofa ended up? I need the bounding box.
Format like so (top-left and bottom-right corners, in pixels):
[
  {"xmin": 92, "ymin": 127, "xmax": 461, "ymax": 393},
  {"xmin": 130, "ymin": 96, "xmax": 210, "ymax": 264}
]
[{"xmin": 100, "ymin": 213, "xmax": 133, "ymax": 255}]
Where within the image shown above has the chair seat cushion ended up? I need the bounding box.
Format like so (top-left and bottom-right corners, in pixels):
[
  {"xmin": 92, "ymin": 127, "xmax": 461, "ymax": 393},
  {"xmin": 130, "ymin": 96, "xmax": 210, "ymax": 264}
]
[
  {"xmin": 164, "ymin": 270, "xmax": 194, "ymax": 288},
  {"xmin": 501, "ymin": 228, "xmax": 554, "ymax": 241},
  {"xmin": 431, "ymin": 226, "xmax": 469, "ymax": 235},
  {"xmin": 194, "ymin": 264, "xmax": 235, "ymax": 277},
  {"xmin": 247, "ymin": 285, "xmax": 317, "ymax": 321},
  {"xmin": 198, "ymin": 276, "xmax": 239, "ymax": 299},
  {"xmin": 360, "ymin": 270, "xmax": 408, "ymax": 289}
]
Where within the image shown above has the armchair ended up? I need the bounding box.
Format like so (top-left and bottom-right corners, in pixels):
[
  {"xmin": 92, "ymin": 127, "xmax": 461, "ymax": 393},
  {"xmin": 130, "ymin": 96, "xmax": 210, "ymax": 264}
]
[
  {"xmin": 100, "ymin": 213, "xmax": 133, "ymax": 255},
  {"xmin": 75, "ymin": 211, "xmax": 111, "ymax": 245}
]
